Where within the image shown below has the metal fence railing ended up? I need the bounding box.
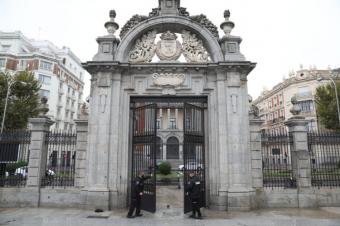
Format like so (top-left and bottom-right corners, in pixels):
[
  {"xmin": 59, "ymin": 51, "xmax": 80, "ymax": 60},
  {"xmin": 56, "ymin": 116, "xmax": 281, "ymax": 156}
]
[
  {"xmin": 261, "ymin": 130, "xmax": 296, "ymax": 188},
  {"xmin": 41, "ymin": 130, "xmax": 77, "ymax": 188},
  {"xmin": 0, "ymin": 130, "xmax": 31, "ymax": 187},
  {"xmin": 308, "ymin": 131, "xmax": 340, "ymax": 188}
]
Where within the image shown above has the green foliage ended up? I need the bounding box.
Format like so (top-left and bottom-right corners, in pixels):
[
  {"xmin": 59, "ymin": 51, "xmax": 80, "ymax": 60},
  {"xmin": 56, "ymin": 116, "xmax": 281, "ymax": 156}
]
[
  {"xmin": 5, "ymin": 161, "xmax": 28, "ymax": 175},
  {"xmin": 315, "ymin": 82, "xmax": 340, "ymax": 131},
  {"xmin": 158, "ymin": 161, "xmax": 171, "ymax": 175},
  {"xmin": 0, "ymin": 70, "xmax": 41, "ymax": 130}
]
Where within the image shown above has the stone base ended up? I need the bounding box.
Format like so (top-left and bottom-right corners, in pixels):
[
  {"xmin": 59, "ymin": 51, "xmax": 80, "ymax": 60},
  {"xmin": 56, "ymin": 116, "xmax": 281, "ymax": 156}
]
[
  {"xmin": 0, "ymin": 187, "xmax": 39, "ymax": 208},
  {"xmin": 227, "ymin": 188, "xmax": 255, "ymax": 211},
  {"xmin": 209, "ymin": 194, "xmax": 227, "ymax": 211},
  {"xmin": 85, "ymin": 188, "xmax": 110, "ymax": 210},
  {"xmin": 298, "ymin": 189, "xmax": 317, "ymax": 208},
  {"xmin": 109, "ymin": 190, "xmax": 127, "ymax": 209}
]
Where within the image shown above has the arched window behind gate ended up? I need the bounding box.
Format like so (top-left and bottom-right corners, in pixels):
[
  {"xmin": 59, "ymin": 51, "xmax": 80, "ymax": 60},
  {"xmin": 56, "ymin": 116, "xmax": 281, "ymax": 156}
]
[
  {"xmin": 156, "ymin": 137, "xmax": 163, "ymax": 159},
  {"xmin": 166, "ymin": 136, "xmax": 179, "ymax": 159}
]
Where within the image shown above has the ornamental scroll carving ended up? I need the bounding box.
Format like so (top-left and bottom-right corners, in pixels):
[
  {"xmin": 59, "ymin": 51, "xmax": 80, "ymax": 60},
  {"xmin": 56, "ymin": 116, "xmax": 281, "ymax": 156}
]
[
  {"xmin": 152, "ymin": 73, "xmax": 185, "ymax": 86},
  {"xmin": 181, "ymin": 30, "xmax": 211, "ymax": 63},
  {"xmin": 129, "ymin": 30, "xmax": 157, "ymax": 63}
]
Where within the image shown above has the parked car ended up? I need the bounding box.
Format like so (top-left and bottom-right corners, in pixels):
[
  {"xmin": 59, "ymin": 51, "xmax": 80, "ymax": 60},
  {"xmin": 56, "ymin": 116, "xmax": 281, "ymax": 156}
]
[{"xmin": 178, "ymin": 161, "xmax": 204, "ymax": 171}]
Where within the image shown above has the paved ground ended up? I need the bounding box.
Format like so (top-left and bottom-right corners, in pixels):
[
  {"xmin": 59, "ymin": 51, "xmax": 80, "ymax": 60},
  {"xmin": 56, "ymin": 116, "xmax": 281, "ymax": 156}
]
[
  {"xmin": 1, "ymin": 206, "xmax": 340, "ymax": 226},
  {"xmin": 1, "ymin": 187, "xmax": 340, "ymax": 226}
]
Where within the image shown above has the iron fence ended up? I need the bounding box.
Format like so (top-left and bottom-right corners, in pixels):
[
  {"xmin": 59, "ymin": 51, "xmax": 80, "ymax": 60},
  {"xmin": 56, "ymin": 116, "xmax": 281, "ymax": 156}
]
[
  {"xmin": 0, "ymin": 130, "xmax": 31, "ymax": 187},
  {"xmin": 308, "ymin": 131, "xmax": 340, "ymax": 188},
  {"xmin": 261, "ymin": 130, "xmax": 296, "ymax": 188},
  {"xmin": 41, "ymin": 130, "xmax": 77, "ymax": 188}
]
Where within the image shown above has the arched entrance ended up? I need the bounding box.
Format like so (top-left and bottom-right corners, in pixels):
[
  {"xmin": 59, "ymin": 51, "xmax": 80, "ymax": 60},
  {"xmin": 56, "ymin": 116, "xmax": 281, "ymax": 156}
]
[
  {"xmin": 83, "ymin": 0, "xmax": 256, "ymax": 212},
  {"xmin": 166, "ymin": 137, "xmax": 179, "ymax": 159}
]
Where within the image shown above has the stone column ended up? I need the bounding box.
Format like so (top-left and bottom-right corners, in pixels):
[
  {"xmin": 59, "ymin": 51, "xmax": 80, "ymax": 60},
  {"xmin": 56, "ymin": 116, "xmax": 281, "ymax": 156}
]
[
  {"xmin": 26, "ymin": 118, "xmax": 54, "ymax": 206},
  {"xmin": 163, "ymin": 143, "xmax": 167, "ymax": 160},
  {"xmin": 74, "ymin": 119, "xmax": 88, "ymax": 188},
  {"xmin": 226, "ymin": 71, "xmax": 254, "ymax": 211},
  {"xmin": 160, "ymin": 108, "xmax": 163, "ymax": 129},
  {"xmin": 284, "ymin": 117, "xmax": 314, "ymax": 207},
  {"xmin": 167, "ymin": 108, "xmax": 171, "ymax": 128},
  {"xmin": 175, "ymin": 108, "xmax": 178, "ymax": 129},
  {"xmin": 249, "ymin": 113, "xmax": 264, "ymax": 189}
]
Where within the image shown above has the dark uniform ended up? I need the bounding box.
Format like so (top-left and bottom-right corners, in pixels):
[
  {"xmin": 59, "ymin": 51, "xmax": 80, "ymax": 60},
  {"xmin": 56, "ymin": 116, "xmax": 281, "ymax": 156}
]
[
  {"xmin": 127, "ymin": 175, "xmax": 150, "ymax": 217},
  {"xmin": 186, "ymin": 175, "xmax": 202, "ymax": 219}
]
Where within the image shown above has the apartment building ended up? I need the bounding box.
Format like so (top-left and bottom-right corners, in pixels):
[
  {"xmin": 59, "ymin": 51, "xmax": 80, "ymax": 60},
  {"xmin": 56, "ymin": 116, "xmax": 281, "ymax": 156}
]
[
  {"xmin": 253, "ymin": 68, "xmax": 335, "ymax": 132},
  {"xmin": 0, "ymin": 31, "xmax": 84, "ymax": 130}
]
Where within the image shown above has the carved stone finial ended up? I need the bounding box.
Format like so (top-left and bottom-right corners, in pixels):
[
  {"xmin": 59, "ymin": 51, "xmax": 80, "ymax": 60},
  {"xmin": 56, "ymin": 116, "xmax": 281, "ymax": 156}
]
[
  {"xmin": 290, "ymin": 95, "xmax": 301, "ymax": 116},
  {"xmin": 220, "ymin": 9, "xmax": 235, "ymax": 36},
  {"xmin": 109, "ymin": 9, "xmax": 116, "ymax": 19},
  {"xmin": 38, "ymin": 96, "xmax": 49, "ymax": 118},
  {"xmin": 224, "ymin": 10, "xmax": 231, "ymax": 19},
  {"xmin": 104, "ymin": 9, "xmax": 119, "ymax": 36}
]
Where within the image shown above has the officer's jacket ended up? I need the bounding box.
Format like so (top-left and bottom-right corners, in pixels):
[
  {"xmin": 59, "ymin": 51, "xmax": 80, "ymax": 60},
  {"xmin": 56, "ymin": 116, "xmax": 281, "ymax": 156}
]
[
  {"xmin": 186, "ymin": 176, "xmax": 201, "ymax": 199},
  {"xmin": 131, "ymin": 175, "xmax": 151, "ymax": 198}
]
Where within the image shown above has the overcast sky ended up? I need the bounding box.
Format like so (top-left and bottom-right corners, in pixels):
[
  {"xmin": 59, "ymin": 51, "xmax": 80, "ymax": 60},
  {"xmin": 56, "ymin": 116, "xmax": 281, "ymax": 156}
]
[{"xmin": 1, "ymin": 0, "xmax": 340, "ymax": 99}]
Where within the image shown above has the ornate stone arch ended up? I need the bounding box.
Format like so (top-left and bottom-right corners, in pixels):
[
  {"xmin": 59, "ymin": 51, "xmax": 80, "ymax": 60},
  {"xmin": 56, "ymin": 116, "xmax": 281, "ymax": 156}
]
[{"xmin": 115, "ymin": 16, "xmax": 224, "ymax": 63}]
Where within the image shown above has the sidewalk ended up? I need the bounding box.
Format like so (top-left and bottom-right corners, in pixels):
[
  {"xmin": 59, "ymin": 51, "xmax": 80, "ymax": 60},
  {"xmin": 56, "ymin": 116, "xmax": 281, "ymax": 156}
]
[{"xmin": 1, "ymin": 207, "xmax": 340, "ymax": 226}]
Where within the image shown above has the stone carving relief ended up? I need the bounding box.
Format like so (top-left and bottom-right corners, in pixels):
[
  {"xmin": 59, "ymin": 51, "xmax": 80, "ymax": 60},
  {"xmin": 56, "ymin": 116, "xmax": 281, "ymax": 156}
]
[
  {"xmin": 156, "ymin": 31, "xmax": 182, "ymax": 61},
  {"xmin": 189, "ymin": 14, "xmax": 219, "ymax": 39},
  {"xmin": 231, "ymin": 94, "xmax": 238, "ymax": 113},
  {"xmin": 120, "ymin": 15, "xmax": 148, "ymax": 38},
  {"xmin": 152, "ymin": 73, "xmax": 185, "ymax": 86},
  {"xmin": 129, "ymin": 30, "xmax": 157, "ymax": 63},
  {"xmin": 181, "ymin": 30, "xmax": 211, "ymax": 63}
]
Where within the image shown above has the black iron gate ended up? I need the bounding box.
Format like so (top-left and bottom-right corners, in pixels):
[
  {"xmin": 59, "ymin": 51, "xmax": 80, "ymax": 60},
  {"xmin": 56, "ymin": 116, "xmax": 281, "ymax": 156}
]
[
  {"xmin": 131, "ymin": 104, "xmax": 157, "ymax": 213},
  {"xmin": 183, "ymin": 103, "xmax": 206, "ymax": 214}
]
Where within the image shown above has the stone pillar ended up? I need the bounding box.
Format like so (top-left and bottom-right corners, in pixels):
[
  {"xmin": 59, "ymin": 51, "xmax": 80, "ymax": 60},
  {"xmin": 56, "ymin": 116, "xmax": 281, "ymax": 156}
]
[
  {"xmin": 26, "ymin": 118, "xmax": 54, "ymax": 206},
  {"xmin": 226, "ymin": 70, "xmax": 254, "ymax": 211},
  {"xmin": 160, "ymin": 108, "xmax": 163, "ymax": 129},
  {"xmin": 74, "ymin": 119, "xmax": 88, "ymax": 188},
  {"xmin": 249, "ymin": 114, "xmax": 264, "ymax": 189},
  {"xmin": 167, "ymin": 108, "xmax": 171, "ymax": 128},
  {"xmin": 175, "ymin": 108, "xmax": 179, "ymax": 129},
  {"xmin": 284, "ymin": 118, "xmax": 314, "ymax": 207},
  {"xmin": 163, "ymin": 143, "xmax": 167, "ymax": 160}
]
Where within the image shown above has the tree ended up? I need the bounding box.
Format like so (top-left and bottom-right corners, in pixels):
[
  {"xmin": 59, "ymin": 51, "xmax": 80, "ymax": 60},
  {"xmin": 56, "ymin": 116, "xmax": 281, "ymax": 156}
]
[
  {"xmin": 315, "ymin": 82, "xmax": 340, "ymax": 131},
  {"xmin": 0, "ymin": 70, "xmax": 41, "ymax": 130}
]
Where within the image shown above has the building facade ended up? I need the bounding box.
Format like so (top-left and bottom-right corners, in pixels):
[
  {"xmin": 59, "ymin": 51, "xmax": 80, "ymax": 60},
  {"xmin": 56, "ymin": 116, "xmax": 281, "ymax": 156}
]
[
  {"xmin": 0, "ymin": 31, "xmax": 85, "ymax": 130},
  {"xmin": 253, "ymin": 68, "xmax": 335, "ymax": 132}
]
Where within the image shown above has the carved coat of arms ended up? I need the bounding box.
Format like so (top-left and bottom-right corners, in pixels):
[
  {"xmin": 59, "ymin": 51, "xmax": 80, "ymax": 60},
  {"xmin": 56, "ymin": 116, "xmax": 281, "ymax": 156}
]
[{"xmin": 156, "ymin": 31, "xmax": 182, "ymax": 61}]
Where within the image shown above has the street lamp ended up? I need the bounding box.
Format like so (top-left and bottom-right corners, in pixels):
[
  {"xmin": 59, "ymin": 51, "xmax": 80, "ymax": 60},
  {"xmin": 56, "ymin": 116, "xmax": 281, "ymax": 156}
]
[
  {"xmin": 317, "ymin": 76, "xmax": 340, "ymax": 127},
  {"xmin": 0, "ymin": 68, "xmax": 27, "ymax": 133}
]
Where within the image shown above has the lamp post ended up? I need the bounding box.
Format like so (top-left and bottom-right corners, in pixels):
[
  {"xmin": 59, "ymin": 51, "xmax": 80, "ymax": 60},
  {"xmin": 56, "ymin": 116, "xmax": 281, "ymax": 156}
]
[
  {"xmin": 317, "ymin": 76, "xmax": 340, "ymax": 127},
  {"xmin": 0, "ymin": 68, "xmax": 27, "ymax": 133}
]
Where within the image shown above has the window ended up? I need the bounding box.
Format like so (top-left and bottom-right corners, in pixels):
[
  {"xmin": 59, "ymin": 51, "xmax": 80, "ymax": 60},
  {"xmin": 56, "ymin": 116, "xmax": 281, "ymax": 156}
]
[
  {"xmin": 39, "ymin": 89, "xmax": 50, "ymax": 98},
  {"xmin": 39, "ymin": 61, "xmax": 53, "ymax": 71},
  {"xmin": 71, "ymin": 113, "xmax": 74, "ymax": 119},
  {"xmin": 38, "ymin": 74, "xmax": 51, "ymax": 85},
  {"xmin": 169, "ymin": 118, "xmax": 176, "ymax": 129},
  {"xmin": 298, "ymin": 100, "xmax": 314, "ymax": 113},
  {"xmin": 156, "ymin": 119, "xmax": 161, "ymax": 129},
  {"xmin": 0, "ymin": 58, "xmax": 5, "ymax": 67}
]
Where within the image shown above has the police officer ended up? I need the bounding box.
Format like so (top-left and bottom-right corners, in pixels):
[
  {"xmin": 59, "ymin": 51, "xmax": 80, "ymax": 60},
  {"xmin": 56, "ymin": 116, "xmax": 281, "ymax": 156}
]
[
  {"xmin": 186, "ymin": 172, "xmax": 202, "ymax": 219},
  {"xmin": 127, "ymin": 171, "xmax": 151, "ymax": 218}
]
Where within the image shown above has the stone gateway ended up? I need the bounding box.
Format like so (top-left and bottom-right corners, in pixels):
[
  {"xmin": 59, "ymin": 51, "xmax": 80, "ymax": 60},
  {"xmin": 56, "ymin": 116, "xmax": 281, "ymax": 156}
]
[{"xmin": 83, "ymin": 0, "xmax": 256, "ymax": 211}]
